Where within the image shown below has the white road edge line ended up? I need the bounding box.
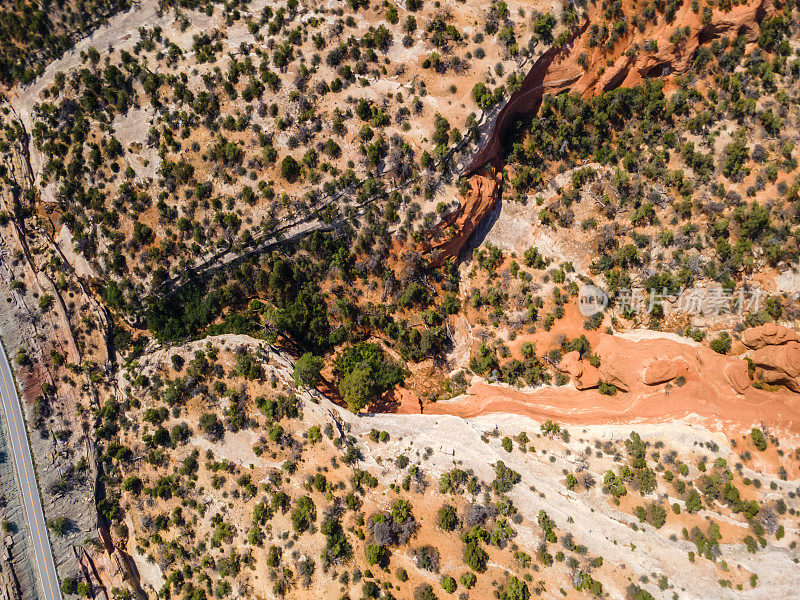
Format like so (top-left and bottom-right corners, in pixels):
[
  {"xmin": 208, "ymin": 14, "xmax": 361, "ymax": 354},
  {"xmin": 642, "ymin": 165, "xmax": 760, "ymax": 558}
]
[{"xmin": 0, "ymin": 341, "xmax": 63, "ymax": 600}]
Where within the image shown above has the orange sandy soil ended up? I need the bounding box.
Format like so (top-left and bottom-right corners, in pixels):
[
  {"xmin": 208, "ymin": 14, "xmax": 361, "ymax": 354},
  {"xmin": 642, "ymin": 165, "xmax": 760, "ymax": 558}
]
[{"xmin": 382, "ymin": 296, "xmax": 800, "ymax": 433}]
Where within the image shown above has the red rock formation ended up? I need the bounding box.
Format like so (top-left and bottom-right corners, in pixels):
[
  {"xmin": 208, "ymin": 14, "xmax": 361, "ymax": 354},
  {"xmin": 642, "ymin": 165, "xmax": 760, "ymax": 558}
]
[
  {"xmin": 741, "ymin": 324, "xmax": 800, "ymax": 392},
  {"xmin": 751, "ymin": 342, "xmax": 800, "ymax": 391},
  {"xmin": 421, "ymin": 170, "xmax": 501, "ymax": 267},
  {"xmin": 559, "ymin": 350, "xmax": 600, "ymax": 390},
  {"xmin": 742, "ymin": 323, "xmax": 800, "ymax": 349},
  {"xmin": 426, "ymin": 333, "xmax": 800, "ymax": 432},
  {"xmin": 467, "ymin": 0, "xmax": 769, "ymax": 173},
  {"xmin": 423, "ymin": 0, "xmax": 770, "ymax": 266},
  {"xmin": 559, "ymin": 337, "xmax": 712, "ymax": 392},
  {"xmin": 593, "ymin": 336, "xmax": 639, "ymax": 391},
  {"xmin": 725, "ymin": 361, "xmax": 752, "ymax": 394},
  {"xmin": 643, "ymin": 358, "xmax": 689, "ymax": 385}
]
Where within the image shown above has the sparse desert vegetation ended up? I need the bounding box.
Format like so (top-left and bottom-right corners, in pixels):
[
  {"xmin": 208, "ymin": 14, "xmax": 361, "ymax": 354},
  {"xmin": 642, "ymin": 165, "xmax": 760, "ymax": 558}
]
[{"xmin": 0, "ymin": 0, "xmax": 800, "ymax": 598}]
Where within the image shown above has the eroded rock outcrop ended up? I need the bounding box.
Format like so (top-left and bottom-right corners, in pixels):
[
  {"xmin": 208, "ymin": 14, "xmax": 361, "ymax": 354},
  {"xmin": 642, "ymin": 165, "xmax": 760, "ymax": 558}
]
[
  {"xmin": 421, "ymin": 171, "xmax": 501, "ymax": 267},
  {"xmin": 743, "ymin": 324, "xmax": 800, "ymax": 392},
  {"xmin": 725, "ymin": 361, "xmax": 752, "ymax": 394},
  {"xmin": 560, "ymin": 343, "xmax": 693, "ymax": 391},
  {"xmin": 751, "ymin": 342, "xmax": 800, "ymax": 391},
  {"xmin": 467, "ymin": 0, "xmax": 770, "ymax": 173},
  {"xmin": 559, "ymin": 350, "xmax": 600, "ymax": 390},
  {"xmin": 593, "ymin": 337, "xmax": 637, "ymax": 391},
  {"xmin": 742, "ymin": 324, "xmax": 800, "ymax": 391},
  {"xmin": 742, "ymin": 323, "xmax": 800, "ymax": 349},
  {"xmin": 425, "ymin": 0, "xmax": 770, "ymax": 267},
  {"xmin": 430, "ymin": 331, "xmax": 800, "ymax": 430},
  {"xmin": 643, "ymin": 358, "xmax": 689, "ymax": 386}
]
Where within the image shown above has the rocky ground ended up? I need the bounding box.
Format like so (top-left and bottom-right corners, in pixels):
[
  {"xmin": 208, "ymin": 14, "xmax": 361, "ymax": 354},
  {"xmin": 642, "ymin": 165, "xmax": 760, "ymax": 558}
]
[{"xmin": 0, "ymin": 124, "xmax": 102, "ymax": 593}]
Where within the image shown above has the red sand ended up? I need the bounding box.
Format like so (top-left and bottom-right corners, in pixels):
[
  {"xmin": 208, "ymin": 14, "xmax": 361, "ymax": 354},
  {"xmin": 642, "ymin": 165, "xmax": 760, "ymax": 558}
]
[
  {"xmin": 430, "ymin": 380, "xmax": 800, "ymax": 433},
  {"xmin": 426, "ymin": 333, "xmax": 800, "ymax": 434}
]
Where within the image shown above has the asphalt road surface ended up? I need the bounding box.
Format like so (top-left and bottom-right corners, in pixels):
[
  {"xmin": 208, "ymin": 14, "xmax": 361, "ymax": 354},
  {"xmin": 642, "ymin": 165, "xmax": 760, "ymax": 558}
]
[{"xmin": 0, "ymin": 342, "xmax": 63, "ymax": 600}]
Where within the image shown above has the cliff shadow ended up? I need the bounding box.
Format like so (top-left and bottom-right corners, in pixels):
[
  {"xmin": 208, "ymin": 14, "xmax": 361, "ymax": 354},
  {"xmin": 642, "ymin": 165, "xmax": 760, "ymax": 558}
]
[{"xmin": 457, "ymin": 190, "xmax": 503, "ymax": 264}]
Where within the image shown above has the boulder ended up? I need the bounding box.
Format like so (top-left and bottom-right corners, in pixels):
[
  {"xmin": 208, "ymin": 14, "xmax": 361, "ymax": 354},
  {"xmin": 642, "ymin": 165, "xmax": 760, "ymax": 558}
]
[
  {"xmin": 741, "ymin": 323, "xmax": 800, "ymax": 349},
  {"xmin": 575, "ymin": 364, "xmax": 601, "ymax": 390},
  {"xmin": 643, "ymin": 359, "xmax": 688, "ymax": 385},
  {"xmin": 559, "ymin": 351, "xmax": 584, "ymax": 378},
  {"xmin": 725, "ymin": 361, "xmax": 751, "ymax": 394},
  {"xmin": 558, "ymin": 351, "xmax": 599, "ymax": 390},
  {"xmin": 598, "ymin": 361, "xmax": 630, "ymax": 392},
  {"xmin": 751, "ymin": 341, "xmax": 800, "ymax": 392},
  {"xmin": 593, "ymin": 337, "xmax": 634, "ymax": 391}
]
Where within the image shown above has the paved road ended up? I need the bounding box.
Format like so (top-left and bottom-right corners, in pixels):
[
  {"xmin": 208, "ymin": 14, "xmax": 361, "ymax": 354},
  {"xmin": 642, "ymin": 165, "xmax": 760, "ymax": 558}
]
[{"xmin": 0, "ymin": 342, "xmax": 62, "ymax": 600}]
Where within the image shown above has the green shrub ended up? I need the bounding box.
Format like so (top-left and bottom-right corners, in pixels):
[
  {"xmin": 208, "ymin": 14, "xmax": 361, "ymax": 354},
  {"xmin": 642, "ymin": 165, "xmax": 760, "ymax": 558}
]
[
  {"xmin": 437, "ymin": 505, "xmax": 458, "ymax": 531},
  {"xmin": 598, "ymin": 381, "xmax": 617, "ymax": 396},
  {"xmin": 290, "ymin": 496, "xmax": 316, "ymax": 532},
  {"xmin": 365, "ymin": 544, "xmax": 386, "ymax": 565},
  {"xmin": 292, "ymin": 352, "xmax": 324, "ymax": 387},
  {"xmin": 463, "ymin": 540, "xmax": 488, "ymax": 572},
  {"xmin": 492, "ymin": 461, "xmax": 521, "ymax": 492},
  {"xmin": 414, "ymin": 583, "xmax": 438, "ymax": 600},
  {"xmin": 280, "ymin": 154, "xmax": 301, "ymax": 180},
  {"xmin": 335, "ymin": 343, "xmax": 406, "ymax": 412},
  {"xmin": 750, "ymin": 428, "xmax": 768, "ymax": 451},
  {"xmin": 710, "ymin": 332, "xmax": 732, "ymax": 354},
  {"xmin": 440, "ymin": 575, "xmax": 457, "ymax": 594}
]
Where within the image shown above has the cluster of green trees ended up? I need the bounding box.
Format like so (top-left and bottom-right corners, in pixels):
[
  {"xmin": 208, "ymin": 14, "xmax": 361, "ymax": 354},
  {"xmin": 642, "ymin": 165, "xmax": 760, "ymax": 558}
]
[
  {"xmin": 334, "ymin": 342, "xmax": 406, "ymax": 412},
  {"xmin": 507, "ymin": 81, "xmax": 671, "ymax": 170}
]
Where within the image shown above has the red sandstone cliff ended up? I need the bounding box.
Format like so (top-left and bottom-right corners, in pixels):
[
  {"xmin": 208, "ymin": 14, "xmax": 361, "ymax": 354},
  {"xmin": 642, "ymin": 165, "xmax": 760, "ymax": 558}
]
[
  {"xmin": 467, "ymin": 0, "xmax": 770, "ymax": 174},
  {"xmin": 421, "ymin": 0, "xmax": 770, "ymax": 265},
  {"xmin": 421, "ymin": 170, "xmax": 502, "ymax": 267},
  {"xmin": 431, "ymin": 327, "xmax": 800, "ymax": 433}
]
